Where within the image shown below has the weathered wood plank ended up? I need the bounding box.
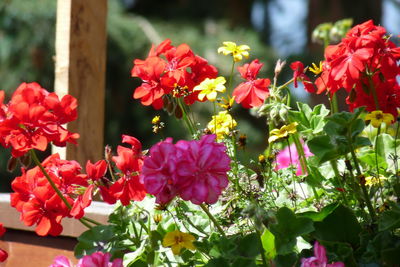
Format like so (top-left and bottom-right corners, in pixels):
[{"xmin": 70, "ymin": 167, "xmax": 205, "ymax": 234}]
[{"xmin": 53, "ymin": 0, "xmax": 107, "ymax": 164}]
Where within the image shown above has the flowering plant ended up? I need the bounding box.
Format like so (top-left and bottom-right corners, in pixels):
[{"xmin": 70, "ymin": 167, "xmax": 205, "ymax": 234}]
[{"xmin": 1, "ymin": 19, "xmax": 400, "ymax": 266}]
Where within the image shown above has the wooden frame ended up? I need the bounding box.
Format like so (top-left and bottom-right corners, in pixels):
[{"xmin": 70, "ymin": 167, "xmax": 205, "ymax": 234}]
[
  {"xmin": 1, "ymin": 0, "xmax": 109, "ymax": 265},
  {"xmin": 53, "ymin": 0, "xmax": 108, "ymax": 165}
]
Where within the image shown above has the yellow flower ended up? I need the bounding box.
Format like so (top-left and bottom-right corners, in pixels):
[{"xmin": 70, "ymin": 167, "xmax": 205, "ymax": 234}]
[
  {"xmin": 194, "ymin": 77, "xmax": 226, "ymax": 101},
  {"xmin": 162, "ymin": 230, "xmax": 196, "ymax": 255},
  {"xmin": 218, "ymin": 96, "xmax": 235, "ymax": 111},
  {"xmin": 268, "ymin": 122, "xmax": 298, "ymax": 143},
  {"xmin": 217, "ymin": 41, "xmax": 250, "ymax": 62},
  {"xmin": 365, "ymin": 110, "xmax": 394, "ymax": 128},
  {"xmin": 152, "ymin": 116, "xmax": 161, "ymax": 124},
  {"xmin": 309, "ymin": 61, "xmax": 323, "ymax": 75},
  {"xmin": 207, "ymin": 111, "xmax": 237, "ymax": 140},
  {"xmin": 365, "ymin": 175, "xmax": 387, "ymax": 187}
]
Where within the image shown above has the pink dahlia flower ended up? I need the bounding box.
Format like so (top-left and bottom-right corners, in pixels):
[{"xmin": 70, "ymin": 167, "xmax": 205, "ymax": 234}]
[
  {"xmin": 175, "ymin": 134, "xmax": 231, "ymax": 204},
  {"xmin": 276, "ymin": 142, "xmax": 313, "ymax": 175},
  {"xmin": 301, "ymin": 241, "xmax": 345, "ymax": 267}
]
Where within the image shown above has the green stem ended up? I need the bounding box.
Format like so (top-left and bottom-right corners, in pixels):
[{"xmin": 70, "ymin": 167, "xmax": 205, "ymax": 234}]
[
  {"xmin": 291, "ymin": 132, "xmax": 320, "ymax": 202},
  {"xmin": 177, "ymin": 99, "xmax": 195, "ymax": 136},
  {"xmin": 330, "ymin": 160, "xmax": 349, "ymax": 205},
  {"xmin": 30, "ymin": 150, "xmax": 72, "ymax": 209},
  {"xmin": 276, "ymin": 78, "xmax": 294, "ymax": 91},
  {"xmin": 30, "ymin": 150, "xmax": 99, "ymax": 229},
  {"xmin": 200, "ymin": 204, "xmax": 226, "ymax": 237},
  {"xmin": 227, "ymin": 59, "xmax": 236, "ymax": 93},
  {"xmin": 81, "ymin": 216, "xmax": 102, "ymax": 226},
  {"xmin": 331, "ymin": 92, "xmax": 339, "ymax": 114},
  {"xmin": 367, "ymin": 75, "xmax": 380, "ymax": 110},
  {"xmin": 256, "ymin": 229, "xmax": 268, "ymax": 267},
  {"xmin": 348, "ymin": 144, "xmax": 377, "ymax": 221}
]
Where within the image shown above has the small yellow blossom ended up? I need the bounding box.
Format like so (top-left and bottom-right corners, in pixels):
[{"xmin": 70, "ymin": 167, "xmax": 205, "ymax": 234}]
[
  {"xmin": 162, "ymin": 230, "xmax": 196, "ymax": 255},
  {"xmin": 152, "ymin": 116, "xmax": 161, "ymax": 124},
  {"xmin": 268, "ymin": 122, "xmax": 298, "ymax": 143},
  {"xmin": 365, "ymin": 175, "xmax": 387, "ymax": 187},
  {"xmin": 258, "ymin": 154, "xmax": 266, "ymax": 164},
  {"xmin": 194, "ymin": 77, "xmax": 226, "ymax": 102},
  {"xmin": 218, "ymin": 96, "xmax": 235, "ymax": 111},
  {"xmin": 365, "ymin": 110, "xmax": 394, "ymax": 128},
  {"xmin": 207, "ymin": 111, "xmax": 237, "ymax": 140},
  {"xmin": 217, "ymin": 41, "xmax": 250, "ymax": 62},
  {"xmin": 309, "ymin": 61, "xmax": 323, "ymax": 75}
]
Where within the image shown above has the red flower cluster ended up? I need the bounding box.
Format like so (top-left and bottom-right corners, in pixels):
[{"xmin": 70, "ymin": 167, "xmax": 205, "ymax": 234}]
[
  {"xmin": 103, "ymin": 135, "xmax": 147, "ymax": 206},
  {"xmin": 0, "ymin": 82, "xmax": 79, "ymax": 157},
  {"xmin": 0, "ymin": 223, "xmax": 8, "ymax": 262},
  {"xmin": 10, "ymin": 154, "xmax": 89, "ymax": 236},
  {"xmin": 131, "ymin": 39, "xmax": 218, "ymax": 109},
  {"xmin": 315, "ymin": 20, "xmax": 400, "ymax": 116},
  {"xmin": 233, "ymin": 59, "xmax": 271, "ymax": 108},
  {"xmin": 141, "ymin": 134, "xmax": 230, "ymax": 205}
]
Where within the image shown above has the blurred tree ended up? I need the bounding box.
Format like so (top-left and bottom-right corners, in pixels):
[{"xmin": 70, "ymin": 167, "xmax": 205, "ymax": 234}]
[{"xmin": 307, "ymin": 0, "xmax": 382, "ymax": 52}]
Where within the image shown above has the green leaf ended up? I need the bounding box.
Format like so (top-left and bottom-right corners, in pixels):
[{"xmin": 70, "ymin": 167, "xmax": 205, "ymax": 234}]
[
  {"xmin": 74, "ymin": 225, "xmax": 116, "ymax": 258},
  {"xmin": 261, "ymin": 228, "xmax": 277, "ymax": 260},
  {"xmin": 123, "ymin": 241, "xmax": 146, "ymax": 266},
  {"xmin": 307, "ymin": 136, "xmax": 339, "ymax": 163},
  {"xmin": 299, "ymin": 203, "xmax": 339, "ymax": 222},
  {"xmin": 273, "ymin": 253, "xmax": 297, "ymax": 267},
  {"xmin": 314, "ymin": 205, "xmax": 361, "ymax": 246},
  {"xmin": 378, "ymin": 204, "xmax": 400, "ymax": 231},
  {"xmin": 237, "ymin": 233, "xmax": 260, "ymax": 258},
  {"xmin": 270, "ymin": 207, "xmax": 314, "ymax": 254}
]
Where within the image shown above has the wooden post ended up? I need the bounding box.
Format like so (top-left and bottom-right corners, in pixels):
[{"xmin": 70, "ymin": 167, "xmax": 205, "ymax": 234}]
[{"xmin": 53, "ymin": 0, "xmax": 107, "ymax": 164}]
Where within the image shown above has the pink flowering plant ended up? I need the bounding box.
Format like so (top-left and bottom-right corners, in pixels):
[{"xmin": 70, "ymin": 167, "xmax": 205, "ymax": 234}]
[{"xmin": 2, "ymin": 19, "xmax": 400, "ymax": 266}]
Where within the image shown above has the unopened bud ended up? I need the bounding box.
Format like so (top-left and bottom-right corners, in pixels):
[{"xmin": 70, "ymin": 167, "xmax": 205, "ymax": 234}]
[
  {"xmin": 7, "ymin": 156, "xmax": 18, "ymax": 172},
  {"xmin": 274, "ymin": 59, "xmax": 286, "ymax": 77},
  {"xmin": 105, "ymin": 145, "xmax": 113, "ymax": 163},
  {"xmin": 20, "ymin": 153, "xmax": 31, "ymax": 168},
  {"xmin": 153, "ymin": 213, "xmax": 162, "ymax": 224}
]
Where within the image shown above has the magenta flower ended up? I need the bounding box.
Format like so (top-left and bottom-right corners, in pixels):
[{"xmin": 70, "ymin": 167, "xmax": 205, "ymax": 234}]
[
  {"xmin": 49, "ymin": 255, "xmax": 73, "ymax": 267},
  {"xmin": 141, "ymin": 135, "xmax": 230, "ymax": 205},
  {"xmin": 141, "ymin": 138, "xmax": 181, "ymax": 204},
  {"xmin": 275, "ymin": 142, "xmax": 313, "ymax": 175},
  {"xmin": 49, "ymin": 252, "xmax": 123, "ymax": 267},
  {"xmin": 78, "ymin": 252, "xmax": 123, "ymax": 267},
  {"xmin": 301, "ymin": 241, "xmax": 345, "ymax": 267},
  {"xmin": 175, "ymin": 134, "xmax": 231, "ymax": 204}
]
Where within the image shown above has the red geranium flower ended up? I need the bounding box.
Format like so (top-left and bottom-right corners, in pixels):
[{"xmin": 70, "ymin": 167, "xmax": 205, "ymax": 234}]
[
  {"xmin": 10, "ymin": 154, "xmax": 88, "ymax": 236},
  {"xmin": 108, "ymin": 135, "xmax": 147, "ymax": 205},
  {"xmin": 290, "ymin": 61, "xmax": 316, "ymax": 93},
  {"xmin": 233, "ymin": 59, "xmax": 271, "ymax": 108},
  {"xmin": 0, "ymin": 82, "xmax": 79, "ymax": 157},
  {"xmin": 132, "ymin": 39, "xmax": 218, "ymax": 109}
]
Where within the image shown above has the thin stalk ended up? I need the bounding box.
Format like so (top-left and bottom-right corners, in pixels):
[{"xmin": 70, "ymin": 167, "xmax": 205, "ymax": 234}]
[
  {"xmin": 177, "ymin": 99, "xmax": 195, "ymax": 136},
  {"xmin": 227, "ymin": 59, "xmax": 236, "ymax": 92},
  {"xmin": 256, "ymin": 229, "xmax": 268, "ymax": 267},
  {"xmin": 367, "ymin": 75, "xmax": 380, "ymax": 110},
  {"xmin": 276, "ymin": 78, "xmax": 294, "ymax": 91},
  {"xmin": 395, "ymin": 121, "xmax": 400, "ymax": 188},
  {"xmin": 330, "ymin": 160, "xmax": 349, "ymax": 205},
  {"xmin": 291, "ymin": 133, "xmax": 320, "ymax": 201},
  {"xmin": 374, "ymin": 127, "xmax": 385, "ymax": 201},
  {"xmin": 348, "ymin": 144, "xmax": 377, "ymax": 221},
  {"xmin": 331, "ymin": 93, "xmax": 339, "ymax": 114},
  {"xmin": 200, "ymin": 204, "xmax": 226, "ymax": 237}
]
